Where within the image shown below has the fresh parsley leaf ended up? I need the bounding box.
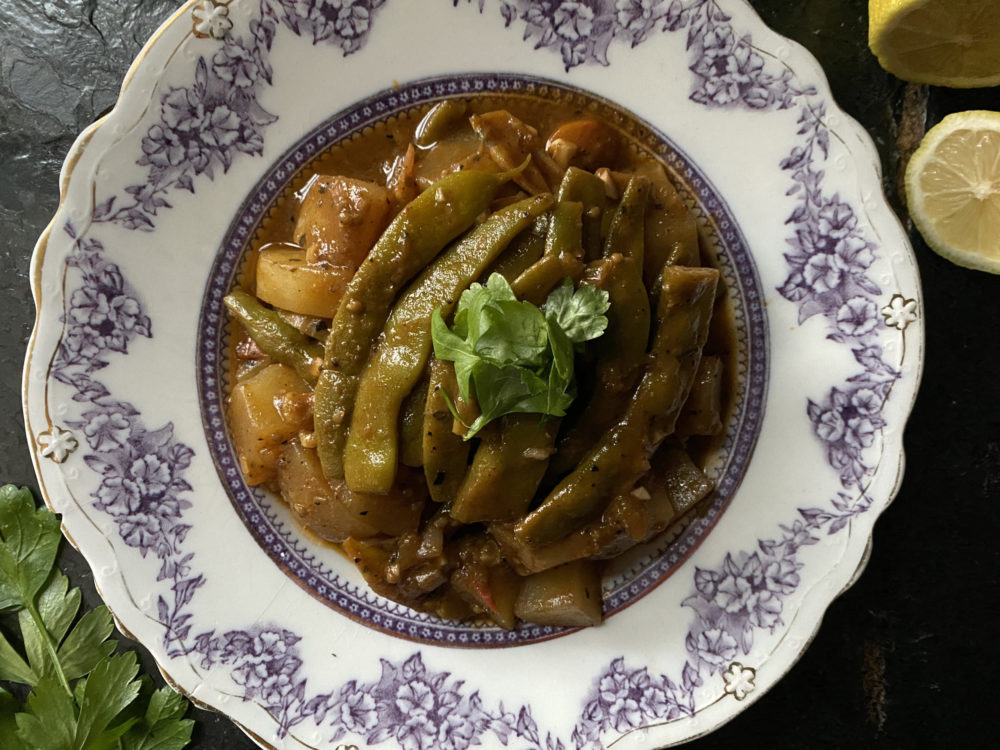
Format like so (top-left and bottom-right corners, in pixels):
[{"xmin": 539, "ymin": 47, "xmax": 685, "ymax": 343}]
[
  {"xmin": 431, "ymin": 309, "xmax": 480, "ymax": 398},
  {"xmin": 0, "ymin": 485, "xmax": 61, "ymax": 612},
  {"xmin": 57, "ymin": 605, "xmax": 116, "ymax": 680},
  {"xmin": 0, "ymin": 486, "xmax": 194, "ymax": 750},
  {"xmin": 0, "ymin": 630, "xmax": 35, "ymax": 684},
  {"xmin": 0, "ymin": 686, "xmax": 28, "ymax": 750},
  {"xmin": 431, "ymin": 273, "xmax": 609, "ymax": 438},
  {"xmin": 120, "ymin": 686, "xmax": 195, "ymax": 750},
  {"xmin": 14, "ymin": 675, "xmax": 77, "ymax": 750},
  {"xmin": 465, "ymin": 363, "xmax": 550, "ymax": 435},
  {"xmin": 18, "ymin": 570, "xmax": 75, "ymax": 681},
  {"xmin": 73, "ymin": 651, "xmax": 143, "ymax": 750},
  {"xmin": 474, "ymin": 299, "xmax": 548, "ymax": 367},
  {"xmin": 36, "ymin": 570, "xmax": 81, "ymax": 646},
  {"xmin": 542, "ymin": 277, "xmax": 611, "ymax": 344},
  {"xmin": 544, "ymin": 316, "xmax": 575, "ymax": 414}
]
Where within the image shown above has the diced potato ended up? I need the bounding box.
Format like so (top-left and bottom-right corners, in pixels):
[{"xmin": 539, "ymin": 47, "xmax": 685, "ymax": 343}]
[
  {"xmin": 278, "ymin": 439, "xmax": 379, "ymax": 542},
  {"xmin": 256, "ymin": 243, "xmax": 353, "ymax": 318},
  {"xmin": 228, "ymin": 364, "xmax": 312, "ymax": 484},
  {"xmin": 658, "ymin": 446, "xmax": 714, "ymax": 514},
  {"xmin": 337, "ymin": 465, "xmax": 426, "ymax": 537},
  {"xmin": 294, "ymin": 175, "xmax": 393, "ymax": 268},
  {"xmin": 514, "ymin": 561, "xmax": 603, "ymax": 627}
]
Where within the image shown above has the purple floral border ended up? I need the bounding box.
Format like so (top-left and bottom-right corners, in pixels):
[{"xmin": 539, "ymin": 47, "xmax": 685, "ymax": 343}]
[{"xmin": 38, "ymin": 1, "xmax": 916, "ymax": 747}]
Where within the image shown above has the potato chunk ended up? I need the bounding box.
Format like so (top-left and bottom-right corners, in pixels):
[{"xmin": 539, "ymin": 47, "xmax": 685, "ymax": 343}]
[
  {"xmin": 336, "ymin": 466, "xmax": 426, "ymax": 537},
  {"xmin": 295, "ymin": 175, "xmax": 393, "ymax": 268},
  {"xmin": 514, "ymin": 561, "xmax": 603, "ymax": 627},
  {"xmin": 256, "ymin": 243, "xmax": 354, "ymax": 318},
  {"xmin": 278, "ymin": 439, "xmax": 379, "ymax": 542},
  {"xmin": 228, "ymin": 364, "xmax": 312, "ymax": 484}
]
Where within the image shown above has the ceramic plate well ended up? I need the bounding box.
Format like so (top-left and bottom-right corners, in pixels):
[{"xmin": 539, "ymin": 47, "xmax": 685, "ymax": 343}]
[{"xmin": 24, "ymin": 1, "xmax": 922, "ymax": 748}]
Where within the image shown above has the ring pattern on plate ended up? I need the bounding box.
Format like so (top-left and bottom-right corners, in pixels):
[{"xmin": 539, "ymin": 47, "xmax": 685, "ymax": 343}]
[
  {"xmin": 198, "ymin": 72, "xmax": 769, "ymax": 647},
  {"xmin": 34, "ymin": 1, "xmax": 919, "ymax": 747}
]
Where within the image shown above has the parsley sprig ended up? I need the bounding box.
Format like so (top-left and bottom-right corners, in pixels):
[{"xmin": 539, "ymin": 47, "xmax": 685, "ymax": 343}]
[
  {"xmin": 0, "ymin": 485, "xmax": 194, "ymax": 750},
  {"xmin": 431, "ymin": 273, "xmax": 610, "ymax": 438}
]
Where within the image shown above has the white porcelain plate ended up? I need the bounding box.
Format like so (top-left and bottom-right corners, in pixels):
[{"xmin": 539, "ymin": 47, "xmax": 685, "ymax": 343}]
[{"xmin": 24, "ymin": 1, "xmax": 922, "ymax": 747}]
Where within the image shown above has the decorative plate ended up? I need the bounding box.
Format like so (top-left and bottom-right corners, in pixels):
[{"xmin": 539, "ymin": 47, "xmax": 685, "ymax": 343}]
[{"xmin": 24, "ymin": 1, "xmax": 922, "ymax": 748}]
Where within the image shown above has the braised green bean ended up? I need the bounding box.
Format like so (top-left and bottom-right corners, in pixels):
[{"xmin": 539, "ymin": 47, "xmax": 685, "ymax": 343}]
[
  {"xmin": 399, "ymin": 374, "xmax": 430, "ymax": 467},
  {"xmin": 316, "ymin": 165, "xmax": 524, "ymax": 480},
  {"xmin": 415, "ymin": 100, "xmax": 468, "ymax": 148},
  {"xmin": 543, "ymin": 201, "xmax": 584, "ymax": 259},
  {"xmin": 603, "ymin": 175, "xmax": 650, "ymax": 269},
  {"xmin": 510, "ymin": 253, "xmax": 584, "ymax": 306},
  {"xmin": 492, "ymin": 443, "xmax": 712, "ymax": 574},
  {"xmin": 557, "ymin": 167, "xmax": 606, "ymax": 260},
  {"xmin": 514, "ymin": 265, "xmax": 719, "ymax": 545},
  {"xmin": 635, "ymin": 160, "xmax": 701, "ymax": 287},
  {"xmin": 224, "ymin": 289, "xmax": 323, "ymax": 385},
  {"xmin": 422, "ymin": 357, "xmax": 472, "ymax": 504},
  {"xmin": 486, "ymin": 214, "xmax": 547, "ymax": 282},
  {"xmin": 450, "ymin": 414, "xmax": 558, "ymax": 523},
  {"xmin": 343, "ymin": 193, "xmax": 554, "ymax": 492},
  {"xmin": 545, "ymin": 253, "xmax": 650, "ymax": 480},
  {"xmin": 510, "ymin": 200, "xmax": 585, "ymax": 304}
]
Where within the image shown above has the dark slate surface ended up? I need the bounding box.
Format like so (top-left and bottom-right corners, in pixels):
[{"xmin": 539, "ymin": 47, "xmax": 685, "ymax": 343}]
[{"xmin": 1, "ymin": 1, "xmax": 996, "ymax": 747}]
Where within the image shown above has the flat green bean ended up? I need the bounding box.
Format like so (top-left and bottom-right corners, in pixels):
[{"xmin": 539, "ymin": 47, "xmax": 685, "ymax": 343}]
[
  {"xmin": 545, "ymin": 254, "xmax": 650, "ymax": 480},
  {"xmin": 316, "ymin": 166, "xmax": 524, "ymax": 480},
  {"xmin": 634, "ymin": 160, "xmax": 701, "ymax": 288},
  {"xmin": 557, "ymin": 167, "xmax": 606, "ymax": 260},
  {"xmin": 399, "ymin": 373, "xmax": 430, "ymax": 467},
  {"xmin": 543, "ymin": 201, "xmax": 584, "ymax": 259},
  {"xmin": 509, "ymin": 200, "xmax": 585, "ymax": 305},
  {"xmin": 510, "ymin": 253, "xmax": 584, "ymax": 306},
  {"xmin": 344, "ymin": 193, "xmax": 554, "ymax": 493},
  {"xmin": 486, "ymin": 214, "xmax": 547, "ymax": 282},
  {"xmin": 450, "ymin": 414, "xmax": 557, "ymax": 523},
  {"xmin": 414, "ymin": 100, "xmax": 468, "ymax": 148},
  {"xmin": 603, "ymin": 176, "xmax": 650, "ymax": 269},
  {"xmin": 423, "ymin": 357, "xmax": 471, "ymax": 504},
  {"xmin": 223, "ymin": 289, "xmax": 323, "ymax": 385},
  {"xmin": 514, "ymin": 265, "xmax": 719, "ymax": 545}
]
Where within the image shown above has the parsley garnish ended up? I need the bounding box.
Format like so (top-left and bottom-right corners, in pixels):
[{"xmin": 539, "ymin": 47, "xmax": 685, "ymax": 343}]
[
  {"xmin": 0, "ymin": 485, "xmax": 194, "ymax": 750},
  {"xmin": 431, "ymin": 273, "xmax": 610, "ymax": 439}
]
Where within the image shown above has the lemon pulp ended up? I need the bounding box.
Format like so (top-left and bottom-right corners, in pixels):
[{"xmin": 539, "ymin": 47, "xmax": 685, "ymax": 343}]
[
  {"xmin": 869, "ymin": 0, "xmax": 1000, "ymax": 87},
  {"xmin": 906, "ymin": 111, "xmax": 1000, "ymax": 273}
]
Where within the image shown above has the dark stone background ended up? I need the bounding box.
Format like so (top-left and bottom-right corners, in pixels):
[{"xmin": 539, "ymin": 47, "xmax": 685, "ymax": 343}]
[{"xmin": 1, "ymin": 1, "xmax": 996, "ymax": 747}]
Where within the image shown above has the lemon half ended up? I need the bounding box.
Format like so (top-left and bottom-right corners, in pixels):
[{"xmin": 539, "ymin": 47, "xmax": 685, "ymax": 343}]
[
  {"xmin": 869, "ymin": 0, "xmax": 1000, "ymax": 87},
  {"xmin": 905, "ymin": 110, "xmax": 1000, "ymax": 273}
]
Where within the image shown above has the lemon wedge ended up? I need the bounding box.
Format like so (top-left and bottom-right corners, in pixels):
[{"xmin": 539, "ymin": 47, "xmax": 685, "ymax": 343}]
[
  {"xmin": 905, "ymin": 110, "xmax": 1000, "ymax": 273},
  {"xmin": 869, "ymin": 0, "xmax": 1000, "ymax": 87}
]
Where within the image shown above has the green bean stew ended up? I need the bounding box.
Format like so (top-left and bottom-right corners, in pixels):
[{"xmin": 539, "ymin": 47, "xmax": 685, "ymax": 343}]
[{"xmin": 225, "ymin": 94, "xmax": 733, "ymax": 629}]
